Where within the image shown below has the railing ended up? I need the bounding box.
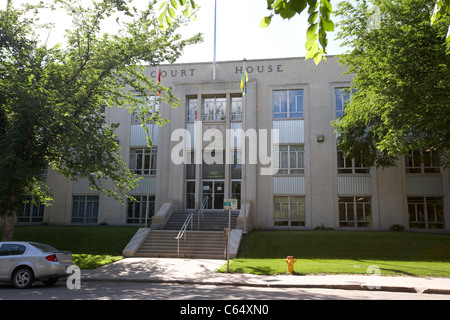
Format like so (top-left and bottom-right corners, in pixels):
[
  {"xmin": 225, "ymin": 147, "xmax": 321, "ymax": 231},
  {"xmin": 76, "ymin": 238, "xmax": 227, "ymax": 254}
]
[
  {"xmin": 175, "ymin": 196, "xmax": 209, "ymax": 257},
  {"xmin": 197, "ymin": 196, "xmax": 209, "ymax": 230},
  {"xmin": 175, "ymin": 212, "xmax": 193, "ymax": 258}
]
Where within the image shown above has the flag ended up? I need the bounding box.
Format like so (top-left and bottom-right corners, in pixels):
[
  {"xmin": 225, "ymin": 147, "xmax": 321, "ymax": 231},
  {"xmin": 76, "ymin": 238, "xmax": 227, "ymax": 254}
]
[
  {"xmin": 157, "ymin": 66, "xmax": 162, "ymax": 96},
  {"xmin": 240, "ymin": 69, "xmax": 248, "ymax": 96}
]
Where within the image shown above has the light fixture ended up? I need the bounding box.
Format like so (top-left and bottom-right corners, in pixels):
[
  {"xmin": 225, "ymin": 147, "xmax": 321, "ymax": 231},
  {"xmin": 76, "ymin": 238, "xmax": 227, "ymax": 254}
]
[{"xmin": 317, "ymin": 135, "xmax": 325, "ymax": 143}]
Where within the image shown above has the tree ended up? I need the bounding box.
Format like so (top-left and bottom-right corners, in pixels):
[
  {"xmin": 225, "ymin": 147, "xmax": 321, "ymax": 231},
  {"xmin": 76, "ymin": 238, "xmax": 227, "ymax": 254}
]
[
  {"xmin": 332, "ymin": 0, "xmax": 450, "ymax": 169},
  {"xmin": 261, "ymin": 0, "xmax": 335, "ymax": 65},
  {"xmin": 0, "ymin": 0, "xmax": 201, "ymax": 240}
]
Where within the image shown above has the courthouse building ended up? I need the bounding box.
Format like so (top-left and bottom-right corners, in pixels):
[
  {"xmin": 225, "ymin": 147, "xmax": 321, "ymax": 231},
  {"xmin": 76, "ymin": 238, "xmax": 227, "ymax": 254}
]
[{"xmin": 19, "ymin": 56, "xmax": 450, "ymax": 233}]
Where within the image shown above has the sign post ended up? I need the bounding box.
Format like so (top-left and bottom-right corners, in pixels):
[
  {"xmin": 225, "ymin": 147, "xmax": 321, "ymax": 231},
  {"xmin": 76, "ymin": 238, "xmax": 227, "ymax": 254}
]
[{"xmin": 224, "ymin": 199, "xmax": 238, "ymax": 272}]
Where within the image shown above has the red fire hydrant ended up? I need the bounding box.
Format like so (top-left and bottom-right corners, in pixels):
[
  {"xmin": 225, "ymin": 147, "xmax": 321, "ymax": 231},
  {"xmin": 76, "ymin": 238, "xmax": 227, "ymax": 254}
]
[{"xmin": 285, "ymin": 256, "xmax": 296, "ymax": 274}]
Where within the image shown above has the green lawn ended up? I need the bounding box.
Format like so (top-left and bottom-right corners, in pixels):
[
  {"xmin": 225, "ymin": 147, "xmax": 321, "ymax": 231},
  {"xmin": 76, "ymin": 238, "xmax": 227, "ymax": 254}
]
[
  {"xmin": 1, "ymin": 226, "xmax": 139, "ymax": 269},
  {"xmin": 218, "ymin": 231, "xmax": 450, "ymax": 277},
  {"xmin": 4, "ymin": 227, "xmax": 450, "ymax": 277}
]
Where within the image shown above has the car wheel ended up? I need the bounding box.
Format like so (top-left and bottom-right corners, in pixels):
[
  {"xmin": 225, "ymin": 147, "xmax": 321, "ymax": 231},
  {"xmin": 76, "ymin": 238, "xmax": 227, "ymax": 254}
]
[{"xmin": 13, "ymin": 268, "xmax": 35, "ymax": 289}]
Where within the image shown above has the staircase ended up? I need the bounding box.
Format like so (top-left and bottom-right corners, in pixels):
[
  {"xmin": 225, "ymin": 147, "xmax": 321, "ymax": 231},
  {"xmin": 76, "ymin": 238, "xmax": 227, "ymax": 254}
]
[
  {"xmin": 164, "ymin": 212, "xmax": 239, "ymax": 231},
  {"xmin": 135, "ymin": 230, "xmax": 227, "ymax": 259},
  {"xmin": 134, "ymin": 211, "xmax": 239, "ymax": 259}
]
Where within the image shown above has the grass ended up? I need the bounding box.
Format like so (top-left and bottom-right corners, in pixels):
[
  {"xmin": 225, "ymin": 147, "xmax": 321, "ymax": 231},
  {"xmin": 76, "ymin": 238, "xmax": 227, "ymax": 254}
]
[
  {"xmin": 217, "ymin": 230, "xmax": 450, "ymax": 277},
  {"xmin": 1, "ymin": 226, "xmax": 139, "ymax": 269},
  {"xmin": 4, "ymin": 227, "xmax": 450, "ymax": 277}
]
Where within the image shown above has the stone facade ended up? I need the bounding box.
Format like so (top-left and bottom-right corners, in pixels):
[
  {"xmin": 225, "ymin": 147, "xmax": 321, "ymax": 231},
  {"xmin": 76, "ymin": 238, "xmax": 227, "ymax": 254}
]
[{"xmin": 19, "ymin": 56, "xmax": 450, "ymax": 232}]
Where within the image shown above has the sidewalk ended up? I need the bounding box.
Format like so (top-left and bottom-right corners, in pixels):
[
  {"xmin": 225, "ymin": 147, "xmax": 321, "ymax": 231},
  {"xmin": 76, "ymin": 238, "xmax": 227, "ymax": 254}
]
[{"xmin": 81, "ymin": 257, "xmax": 450, "ymax": 295}]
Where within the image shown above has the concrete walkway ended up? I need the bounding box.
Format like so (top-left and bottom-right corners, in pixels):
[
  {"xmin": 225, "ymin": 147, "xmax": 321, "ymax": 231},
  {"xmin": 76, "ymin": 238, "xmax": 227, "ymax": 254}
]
[{"xmin": 81, "ymin": 257, "xmax": 450, "ymax": 296}]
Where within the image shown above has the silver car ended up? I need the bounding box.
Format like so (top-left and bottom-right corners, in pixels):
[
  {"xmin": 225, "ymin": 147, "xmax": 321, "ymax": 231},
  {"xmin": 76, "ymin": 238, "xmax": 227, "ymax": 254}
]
[{"xmin": 0, "ymin": 241, "xmax": 73, "ymax": 289}]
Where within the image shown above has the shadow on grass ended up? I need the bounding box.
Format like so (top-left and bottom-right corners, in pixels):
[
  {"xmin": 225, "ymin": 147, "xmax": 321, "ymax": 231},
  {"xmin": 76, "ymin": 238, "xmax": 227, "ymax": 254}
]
[{"xmin": 72, "ymin": 254, "xmax": 122, "ymax": 270}]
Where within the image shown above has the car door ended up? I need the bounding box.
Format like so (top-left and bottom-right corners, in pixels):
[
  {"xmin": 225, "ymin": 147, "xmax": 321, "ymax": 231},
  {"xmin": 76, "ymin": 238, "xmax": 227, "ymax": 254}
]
[{"xmin": 0, "ymin": 244, "xmax": 26, "ymax": 280}]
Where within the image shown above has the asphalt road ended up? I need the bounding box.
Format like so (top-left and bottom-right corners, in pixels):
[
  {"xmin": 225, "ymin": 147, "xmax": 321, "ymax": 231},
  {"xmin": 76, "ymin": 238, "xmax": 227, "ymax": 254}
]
[{"xmin": 0, "ymin": 280, "xmax": 449, "ymax": 301}]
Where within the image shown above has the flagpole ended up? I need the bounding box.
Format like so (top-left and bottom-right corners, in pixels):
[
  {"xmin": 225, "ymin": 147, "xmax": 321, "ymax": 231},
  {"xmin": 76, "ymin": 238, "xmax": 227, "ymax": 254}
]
[
  {"xmin": 213, "ymin": 0, "xmax": 217, "ymax": 80},
  {"xmin": 242, "ymin": 58, "xmax": 247, "ymax": 233}
]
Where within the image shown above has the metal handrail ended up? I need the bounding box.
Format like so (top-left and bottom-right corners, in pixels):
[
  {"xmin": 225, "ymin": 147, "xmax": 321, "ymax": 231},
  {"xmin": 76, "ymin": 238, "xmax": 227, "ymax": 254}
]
[
  {"xmin": 175, "ymin": 196, "xmax": 209, "ymax": 257},
  {"xmin": 197, "ymin": 196, "xmax": 209, "ymax": 230},
  {"xmin": 176, "ymin": 212, "xmax": 193, "ymax": 258}
]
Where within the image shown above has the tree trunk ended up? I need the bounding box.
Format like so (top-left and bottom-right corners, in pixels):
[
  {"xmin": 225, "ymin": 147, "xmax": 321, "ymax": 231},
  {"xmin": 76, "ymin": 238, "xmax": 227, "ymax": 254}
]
[{"xmin": 1, "ymin": 212, "xmax": 16, "ymax": 241}]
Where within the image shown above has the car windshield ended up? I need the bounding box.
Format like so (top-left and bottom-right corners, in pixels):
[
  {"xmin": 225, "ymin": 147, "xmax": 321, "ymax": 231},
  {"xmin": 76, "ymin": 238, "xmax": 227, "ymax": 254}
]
[{"xmin": 29, "ymin": 242, "xmax": 59, "ymax": 253}]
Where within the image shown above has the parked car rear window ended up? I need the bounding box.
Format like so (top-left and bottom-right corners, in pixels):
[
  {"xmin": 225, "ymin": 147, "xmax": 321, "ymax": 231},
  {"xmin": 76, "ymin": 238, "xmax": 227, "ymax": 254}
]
[
  {"xmin": 29, "ymin": 242, "xmax": 59, "ymax": 253},
  {"xmin": 0, "ymin": 244, "xmax": 26, "ymax": 256}
]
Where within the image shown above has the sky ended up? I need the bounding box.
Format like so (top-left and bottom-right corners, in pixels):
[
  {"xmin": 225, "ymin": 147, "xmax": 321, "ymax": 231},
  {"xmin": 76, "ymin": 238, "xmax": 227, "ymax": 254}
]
[
  {"xmin": 1, "ymin": 0, "xmax": 347, "ymax": 64},
  {"xmin": 177, "ymin": 0, "xmax": 346, "ymax": 63}
]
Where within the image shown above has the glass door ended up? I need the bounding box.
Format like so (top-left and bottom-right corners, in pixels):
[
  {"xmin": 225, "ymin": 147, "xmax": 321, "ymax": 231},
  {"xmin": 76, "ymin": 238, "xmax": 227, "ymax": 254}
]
[{"xmin": 202, "ymin": 181, "xmax": 224, "ymax": 210}]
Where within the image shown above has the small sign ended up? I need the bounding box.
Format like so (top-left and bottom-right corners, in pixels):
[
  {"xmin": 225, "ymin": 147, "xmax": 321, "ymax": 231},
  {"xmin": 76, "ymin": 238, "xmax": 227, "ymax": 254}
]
[{"xmin": 224, "ymin": 198, "xmax": 238, "ymax": 210}]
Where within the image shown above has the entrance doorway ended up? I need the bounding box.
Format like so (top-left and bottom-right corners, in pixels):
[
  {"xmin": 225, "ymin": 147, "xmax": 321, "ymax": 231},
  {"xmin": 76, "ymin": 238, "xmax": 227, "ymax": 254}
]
[{"xmin": 202, "ymin": 181, "xmax": 224, "ymax": 210}]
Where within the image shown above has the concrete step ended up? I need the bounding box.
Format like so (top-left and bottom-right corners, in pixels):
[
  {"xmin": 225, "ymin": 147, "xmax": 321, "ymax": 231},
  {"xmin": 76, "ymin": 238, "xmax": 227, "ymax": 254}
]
[
  {"xmin": 164, "ymin": 212, "xmax": 239, "ymax": 231},
  {"xmin": 135, "ymin": 230, "xmax": 228, "ymax": 259}
]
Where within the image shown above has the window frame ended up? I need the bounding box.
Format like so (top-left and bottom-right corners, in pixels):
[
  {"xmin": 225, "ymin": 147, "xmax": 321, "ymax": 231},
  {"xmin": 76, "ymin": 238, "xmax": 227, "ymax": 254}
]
[
  {"xmin": 335, "ymin": 87, "xmax": 354, "ymax": 118},
  {"xmin": 273, "ymin": 89, "xmax": 304, "ymax": 119},
  {"xmin": 408, "ymin": 196, "xmax": 444, "ymax": 229},
  {"xmin": 130, "ymin": 147, "xmax": 158, "ymax": 176},
  {"xmin": 72, "ymin": 195, "xmax": 99, "ymax": 224},
  {"xmin": 405, "ymin": 149, "xmax": 440, "ymax": 174},
  {"xmin": 273, "ymin": 196, "xmax": 305, "ymax": 227},
  {"xmin": 18, "ymin": 196, "xmax": 45, "ymax": 223},
  {"xmin": 202, "ymin": 96, "xmax": 226, "ymax": 121},
  {"xmin": 186, "ymin": 97, "xmax": 198, "ymax": 122},
  {"xmin": 277, "ymin": 145, "xmax": 305, "ymax": 175},
  {"xmin": 131, "ymin": 95, "xmax": 160, "ymax": 124},
  {"xmin": 337, "ymin": 149, "xmax": 370, "ymax": 174},
  {"xmin": 231, "ymin": 96, "xmax": 243, "ymax": 121},
  {"xmin": 126, "ymin": 195, "xmax": 155, "ymax": 224},
  {"xmin": 338, "ymin": 196, "xmax": 372, "ymax": 228}
]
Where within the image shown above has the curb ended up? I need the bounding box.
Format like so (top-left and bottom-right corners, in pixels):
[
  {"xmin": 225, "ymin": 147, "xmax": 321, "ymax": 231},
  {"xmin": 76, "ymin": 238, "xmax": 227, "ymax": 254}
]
[{"xmin": 80, "ymin": 276, "xmax": 450, "ymax": 295}]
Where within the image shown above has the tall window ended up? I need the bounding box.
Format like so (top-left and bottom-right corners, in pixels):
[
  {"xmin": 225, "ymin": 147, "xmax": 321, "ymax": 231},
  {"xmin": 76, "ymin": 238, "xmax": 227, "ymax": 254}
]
[
  {"xmin": 278, "ymin": 145, "xmax": 304, "ymax": 174},
  {"xmin": 273, "ymin": 90, "xmax": 303, "ymax": 119},
  {"xmin": 131, "ymin": 96, "xmax": 159, "ymax": 123},
  {"xmin": 231, "ymin": 96, "xmax": 243, "ymax": 121},
  {"xmin": 185, "ymin": 151, "xmax": 196, "ymax": 210},
  {"xmin": 405, "ymin": 149, "xmax": 440, "ymax": 174},
  {"xmin": 127, "ymin": 195, "xmax": 155, "ymax": 224},
  {"xmin": 186, "ymin": 97, "xmax": 198, "ymax": 121},
  {"xmin": 408, "ymin": 197, "xmax": 444, "ymax": 229},
  {"xmin": 203, "ymin": 96, "xmax": 226, "ymax": 121},
  {"xmin": 130, "ymin": 147, "xmax": 157, "ymax": 176},
  {"xmin": 231, "ymin": 150, "xmax": 242, "ymax": 209},
  {"xmin": 339, "ymin": 196, "xmax": 372, "ymax": 228},
  {"xmin": 337, "ymin": 150, "xmax": 370, "ymax": 174},
  {"xmin": 335, "ymin": 87, "xmax": 354, "ymax": 118},
  {"xmin": 72, "ymin": 196, "xmax": 99, "ymax": 224},
  {"xmin": 274, "ymin": 196, "xmax": 305, "ymax": 227},
  {"xmin": 18, "ymin": 197, "xmax": 44, "ymax": 223}
]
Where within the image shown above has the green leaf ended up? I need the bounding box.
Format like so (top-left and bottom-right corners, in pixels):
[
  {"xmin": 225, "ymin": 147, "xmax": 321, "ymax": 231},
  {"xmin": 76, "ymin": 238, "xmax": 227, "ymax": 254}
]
[
  {"xmin": 170, "ymin": 0, "xmax": 178, "ymax": 9},
  {"xmin": 159, "ymin": 1, "xmax": 167, "ymax": 11},
  {"xmin": 289, "ymin": 0, "xmax": 307, "ymax": 13},
  {"xmin": 307, "ymin": 0, "xmax": 318, "ymax": 13},
  {"xmin": 308, "ymin": 11, "xmax": 318, "ymax": 24},
  {"xmin": 260, "ymin": 15, "xmax": 273, "ymax": 27},
  {"xmin": 158, "ymin": 10, "xmax": 166, "ymax": 23},
  {"xmin": 305, "ymin": 42, "xmax": 319, "ymax": 59},
  {"xmin": 313, "ymin": 52, "xmax": 323, "ymax": 65},
  {"xmin": 306, "ymin": 22, "xmax": 318, "ymax": 41},
  {"xmin": 305, "ymin": 33, "xmax": 317, "ymax": 50},
  {"xmin": 321, "ymin": 16, "xmax": 335, "ymax": 31},
  {"xmin": 321, "ymin": 0, "xmax": 332, "ymax": 12},
  {"xmin": 168, "ymin": 7, "xmax": 175, "ymax": 18}
]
